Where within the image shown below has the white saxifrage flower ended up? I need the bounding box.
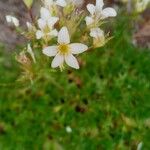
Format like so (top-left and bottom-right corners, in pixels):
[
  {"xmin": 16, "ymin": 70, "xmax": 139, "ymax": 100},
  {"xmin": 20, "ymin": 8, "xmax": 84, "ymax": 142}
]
[
  {"xmin": 36, "ymin": 7, "xmax": 59, "ymax": 39},
  {"xmin": 6, "ymin": 15, "xmax": 19, "ymax": 27},
  {"xmin": 90, "ymin": 28, "xmax": 105, "ymax": 47},
  {"xmin": 85, "ymin": 0, "xmax": 117, "ymax": 26},
  {"xmin": 66, "ymin": 126, "xmax": 72, "ymax": 133},
  {"xmin": 43, "ymin": 27, "xmax": 88, "ymax": 69},
  {"xmin": 90, "ymin": 27, "xmax": 104, "ymax": 39}
]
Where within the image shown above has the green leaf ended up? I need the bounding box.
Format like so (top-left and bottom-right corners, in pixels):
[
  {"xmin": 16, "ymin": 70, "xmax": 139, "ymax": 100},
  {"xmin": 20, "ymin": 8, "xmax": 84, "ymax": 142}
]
[{"xmin": 23, "ymin": 0, "xmax": 33, "ymax": 9}]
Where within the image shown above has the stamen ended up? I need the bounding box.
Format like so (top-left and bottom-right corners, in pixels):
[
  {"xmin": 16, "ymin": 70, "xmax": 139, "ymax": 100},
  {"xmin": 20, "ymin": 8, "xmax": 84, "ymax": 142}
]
[{"xmin": 58, "ymin": 44, "xmax": 70, "ymax": 55}]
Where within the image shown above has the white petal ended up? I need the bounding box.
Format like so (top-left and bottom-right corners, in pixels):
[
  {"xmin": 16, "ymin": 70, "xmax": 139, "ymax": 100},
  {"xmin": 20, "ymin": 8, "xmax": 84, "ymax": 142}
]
[
  {"xmin": 56, "ymin": 0, "xmax": 67, "ymax": 7},
  {"xmin": 48, "ymin": 29, "xmax": 58, "ymax": 37},
  {"xmin": 38, "ymin": 19, "xmax": 46, "ymax": 30},
  {"xmin": 6, "ymin": 15, "xmax": 12, "ymax": 23},
  {"xmin": 51, "ymin": 54, "xmax": 64, "ymax": 68},
  {"xmin": 70, "ymin": 43, "xmax": 88, "ymax": 54},
  {"xmin": 87, "ymin": 4, "xmax": 96, "ymax": 15},
  {"xmin": 85, "ymin": 16, "xmax": 94, "ymax": 26},
  {"xmin": 12, "ymin": 17, "xmax": 19, "ymax": 27},
  {"xmin": 43, "ymin": 46, "xmax": 58, "ymax": 56},
  {"xmin": 90, "ymin": 28, "xmax": 104, "ymax": 38},
  {"xmin": 101, "ymin": 7, "xmax": 117, "ymax": 19},
  {"xmin": 27, "ymin": 44, "xmax": 36, "ymax": 63},
  {"xmin": 65, "ymin": 54, "xmax": 79, "ymax": 69},
  {"xmin": 40, "ymin": 7, "xmax": 51, "ymax": 20},
  {"xmin": 26, "ymin": 22, "xmax": 33, "ymax": 31},
  {"xmin": 47, "ymin": 17, "xmax": 59, "ymax": 28},
  {"xmin": 58, "ymin": 27, "xmax": 70, "ymax": 44},
  {"xmin": 36, "ymin": 30, "xmax": 44, "ymax": 39},
  {"xmin": 96, "ymin": 0, "xmax": 104, "ymax": 10},
  {"xmin": 6, "ymin": 15, "xmax": 19, "ymax": 27}
]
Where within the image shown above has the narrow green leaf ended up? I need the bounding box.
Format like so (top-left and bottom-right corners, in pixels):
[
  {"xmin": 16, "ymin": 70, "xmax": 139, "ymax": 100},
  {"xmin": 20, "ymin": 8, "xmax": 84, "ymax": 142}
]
[{"xmin": 23, "ymin": 0, "xmax": 33, "ymax": 9}]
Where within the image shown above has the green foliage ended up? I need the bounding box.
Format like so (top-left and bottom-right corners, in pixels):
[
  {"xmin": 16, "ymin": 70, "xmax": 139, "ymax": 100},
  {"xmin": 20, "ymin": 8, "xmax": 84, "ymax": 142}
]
[
  {"xmin": 0, "ymin": 13, "xmax": 150, "ymax": 149},
  {"xmin": 23, "ymin": 0, "xmax": 33, "ymax": 9}
]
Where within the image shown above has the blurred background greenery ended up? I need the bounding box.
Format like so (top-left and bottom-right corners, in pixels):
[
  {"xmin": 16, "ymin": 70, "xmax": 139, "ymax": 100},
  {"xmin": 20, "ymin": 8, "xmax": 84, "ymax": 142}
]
[{"xmin": 0, "ymin": 0, "xmax": 150, "ymax": 150}]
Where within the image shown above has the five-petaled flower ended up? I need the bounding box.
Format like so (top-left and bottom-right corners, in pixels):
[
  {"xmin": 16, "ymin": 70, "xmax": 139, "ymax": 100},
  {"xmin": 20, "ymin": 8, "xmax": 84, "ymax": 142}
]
[
  {"xmin": 85, "ymin": 0, "xmax": 117, "ymax": 26},
  {"xmin": 36, "ymin": 7, "xmax": 59, "ymax": 40},
  {"xmin": 43, "ymin": 27, "xmax": 88, "ymax": 69}
]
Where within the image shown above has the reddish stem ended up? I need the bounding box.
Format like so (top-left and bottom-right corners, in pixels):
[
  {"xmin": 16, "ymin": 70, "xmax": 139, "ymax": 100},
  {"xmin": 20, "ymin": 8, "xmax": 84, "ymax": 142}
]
[{"xmin": 29, "ymin": 8, "xmax": 34, "ymax": 23}]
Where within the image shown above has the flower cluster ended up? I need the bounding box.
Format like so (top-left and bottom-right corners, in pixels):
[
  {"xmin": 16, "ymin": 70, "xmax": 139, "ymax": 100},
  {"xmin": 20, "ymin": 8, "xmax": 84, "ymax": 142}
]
[
  {"xmin": 6, "ymin": 0, "xmax": 117, "ymax": 70},
  {"xmin": 135, "ymin": 0, "xmax": 149, "ymax": 13}
]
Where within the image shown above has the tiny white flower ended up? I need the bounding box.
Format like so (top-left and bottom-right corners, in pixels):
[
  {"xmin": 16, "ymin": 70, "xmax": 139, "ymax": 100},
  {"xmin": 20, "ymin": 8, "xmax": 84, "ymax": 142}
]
[
  {"xmin": 90, "ymin": 28, "xmax": 105, "ymax": 47},
  {"xmin": 43, "ymin": 26, "xmax": 88, "ymax": 69},
  {"xmin": 85, "ymin": 16, "xmax": 94, "ymax": 26},
  {"xmin": 6, "ymin": 15, "xmax": 19, "ymax": 27},
  {"xmin": 27, "ymin": 44, "xmax": 36, "ymax": 63},
  {"xmin": 85, "ymin": 0, "xmax": 117, "ymax": 26},
  {"xmin": 66, "ymin": 126, "xmax": 72, "ymax": 133},
  {"xmin": 36, "ymin": 7, "xmax": 59, "ymax": 39},
  {"xmin": 90, "ymin": 27, "xmax": 104, "ymax": 39}
]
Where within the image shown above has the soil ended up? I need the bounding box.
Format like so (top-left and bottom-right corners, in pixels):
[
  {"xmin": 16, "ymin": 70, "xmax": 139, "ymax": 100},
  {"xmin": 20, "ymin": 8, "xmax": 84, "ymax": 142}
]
[
  {"xmin": 0, "ymin": 0, "xmax": 28, "ymax": 49},
  {"xmin": 0, "ymin": 0, "xmax": 40, "ymax": 49}
]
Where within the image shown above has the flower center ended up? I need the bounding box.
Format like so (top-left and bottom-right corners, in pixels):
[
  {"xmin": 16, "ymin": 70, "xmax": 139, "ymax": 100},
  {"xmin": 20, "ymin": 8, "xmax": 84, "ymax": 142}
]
[
  {"xmin": 43, "ymin": 25, "xmax": 51, "ymax": 33},
  {"xmin": 58, "ymin": 44, "xmax": 70, "ymax": 55}
]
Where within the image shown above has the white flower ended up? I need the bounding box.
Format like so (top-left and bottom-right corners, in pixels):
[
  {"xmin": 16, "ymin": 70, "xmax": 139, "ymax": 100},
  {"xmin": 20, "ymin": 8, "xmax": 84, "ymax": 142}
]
[
  {"xmin": 43, "ymin": 26, "xmax": 88, "ymax": 69},
  {"xmin": 90, "ymin": 28, "xmax": 104, "ymax": 38},
  {"xmin": 90, "ymin": 28, "xmax": 105, "ymax": 47},
  {"xmin": 27, "ymin": 44, "xmax": 36, "ymax": 63},
  {"xmin": 66, "ymin": 126, "xmax": 72, "ymax": 133},
  {"xmin": 6, "ymin": 15, "xmax": 19, "ymax": 27},
  {"xmin": 85, "ymin": 0, "xmax": 117, "ymax": 26},
  {"xmin": 90, "ymin": 27, "xmax": 104, "ymax": 39},
  {"xmin": 36, "ymin": 7, "xmax": 59, "ymax": 39}
]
